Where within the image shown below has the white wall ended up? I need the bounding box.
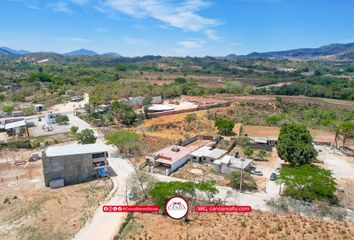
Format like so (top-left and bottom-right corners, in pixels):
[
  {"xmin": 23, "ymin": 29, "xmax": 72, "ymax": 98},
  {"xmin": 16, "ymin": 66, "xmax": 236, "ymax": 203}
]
[{"xmin": 171, "ymin": 155, "xmax": 189, "ymax": 172}]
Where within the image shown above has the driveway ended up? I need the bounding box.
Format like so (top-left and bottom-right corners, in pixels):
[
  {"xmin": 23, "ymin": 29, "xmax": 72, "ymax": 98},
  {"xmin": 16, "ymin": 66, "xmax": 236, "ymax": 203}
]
[{"xmin": 316, "ymin": 146, "xmax": 354, "ymax": 179}]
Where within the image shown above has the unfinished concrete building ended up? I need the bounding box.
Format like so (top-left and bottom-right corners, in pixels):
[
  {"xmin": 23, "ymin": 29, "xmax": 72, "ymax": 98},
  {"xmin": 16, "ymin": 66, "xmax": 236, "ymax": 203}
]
[{"xmin": 42, "ymin": 143, "xmax": 109, "ymax": 187}]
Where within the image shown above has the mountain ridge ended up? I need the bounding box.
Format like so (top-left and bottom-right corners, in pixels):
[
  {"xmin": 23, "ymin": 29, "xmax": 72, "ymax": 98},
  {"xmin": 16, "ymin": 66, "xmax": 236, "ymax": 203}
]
[
  {"xmin": 226, "ymin": 42, "xmax": 354, "ymax": 60},
  {"xmin": 1, "ymin": 42, "xmax": 354, "ymax": 60}
]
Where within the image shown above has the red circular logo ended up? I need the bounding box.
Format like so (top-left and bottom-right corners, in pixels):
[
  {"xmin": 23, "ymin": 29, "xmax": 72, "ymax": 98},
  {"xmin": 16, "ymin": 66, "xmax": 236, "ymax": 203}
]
[{"xmin": 165, "ymin": 196, "xmax": 189, "ymax": 219}]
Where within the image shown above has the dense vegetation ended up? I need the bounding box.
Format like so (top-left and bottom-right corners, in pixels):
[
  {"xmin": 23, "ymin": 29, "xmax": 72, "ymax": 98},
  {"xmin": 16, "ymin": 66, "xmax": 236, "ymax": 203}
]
[
  {"xmin": 258, "ymin": 77, "xmax": 354, "ymax": 100},
  {"xmin": 0, "ymin": 55, "xmax": 353, "ymax": 116}
]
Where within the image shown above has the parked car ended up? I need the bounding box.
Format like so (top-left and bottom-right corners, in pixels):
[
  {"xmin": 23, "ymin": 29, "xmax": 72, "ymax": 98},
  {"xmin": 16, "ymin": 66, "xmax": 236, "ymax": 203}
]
[
  {"xmin": 128, "ymin": 192, "xmax": 136, "ymax": 201},
  {"xmin": 270, "ymin": 173, "xmax": 277, "ymax": 181},
  {"xmin": 250, "ymin": 169, "xmax": 263, "ymax": 176},
  {"xmin": 248, "ymin": 166, "xmax": 256, "ymax": 171}
]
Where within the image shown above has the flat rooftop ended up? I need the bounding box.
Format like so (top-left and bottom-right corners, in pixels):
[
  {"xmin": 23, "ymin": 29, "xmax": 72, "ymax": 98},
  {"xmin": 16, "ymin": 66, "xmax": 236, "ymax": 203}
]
[
  {"xmin": 215, "ymin": 155, "xmax": 253, "ymax": 170},
  {"xmin": 45, "ymin": 143, "xmax": 108, "ymax": 157},
  {"xmin": 5, "ymin": 120, "xmax": 26, "ymax": 130},
  {"xmin": 190, "ymin": 146, "xmax": 227, "ymax": 159}
]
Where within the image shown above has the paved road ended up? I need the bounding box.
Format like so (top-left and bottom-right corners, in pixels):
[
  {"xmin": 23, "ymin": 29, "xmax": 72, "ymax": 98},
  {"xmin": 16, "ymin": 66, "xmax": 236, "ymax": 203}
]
[{"xmin": 69, "ymin": 114, "xmax": 135, "ymax": 240}]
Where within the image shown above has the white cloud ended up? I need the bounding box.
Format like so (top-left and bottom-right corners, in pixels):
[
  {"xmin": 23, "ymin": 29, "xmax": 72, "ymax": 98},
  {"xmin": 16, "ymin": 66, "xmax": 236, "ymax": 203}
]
[
  {"xmin": 204, "ymin": 29, "xmax": 222, "ymax": 41},
  {"xmin": 177, "ymin": 40, "xmax": 204, "ymax": 49},
  {"xmin": 51, "ymin": 2, "xmax": 72, "ymax": 13},
  {"xmin": 105, "ymin": 0, "xmax": 218, "ymax": 31}
]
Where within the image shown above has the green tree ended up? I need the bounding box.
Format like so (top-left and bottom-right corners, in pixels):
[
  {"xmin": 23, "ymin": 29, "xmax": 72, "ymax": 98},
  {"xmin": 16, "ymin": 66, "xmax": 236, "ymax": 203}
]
[
  {"xmin": 174, "ymin": 77, "xmax": 187, "ymax": 84},
  {"xmin": 276, "ymin": 124, "xmax": 317, "ymax": 166},
  {"xmin": 243, "ymin": 146, "xmax": 254, "ymax": 158},
  {"xmin": 228, "ymin": 171, "xmax": 257, "ymax": 191},
  {"xmin": 142, "ymin": 97, "xmax": 153, "ymax": 118},
  {"xmin": 106, "ymin": 130, "xmax": 139, "ymax": 157},
  {"xmin": 338, "ymin": 121, "xmax": 354, "ymax": 148},
  {"xmin": 0, "ymin": 94, "xmax": 5, "ymax": 102},
  {"xmin": 55, "ymin": 115, "xmax": 69, "ymax": 124},
  {"xmin": 76, "ymin": 129, "xmax": 97, "ymax": 144},
  {"xmin": 110, "ymin": 101, "xmax": 137, "ymax": 125},
  {"xmin": 70, "ymin": 126, "xmax": 79, "ymax": 134},
  {"xmin": 278, "ymin": 165, "xmax": 336, "ymax": 201},
  {"xmin": 215, "ymin": 118, "xmax": 235, "ymax": 135},
  {"xmin": 149, "ymin": 181, "xmax": 218, "ymax": 210},
  {"xmin": 2, "ymin": 105, "xmax": 14, "ymax": 115},
  {"xmin": 116, "ymin": 63, "xmax": 127, "ymax": 71},
  {"xmin": 128, "ymin": 172, "xmax": 157, "ymax": 201}
]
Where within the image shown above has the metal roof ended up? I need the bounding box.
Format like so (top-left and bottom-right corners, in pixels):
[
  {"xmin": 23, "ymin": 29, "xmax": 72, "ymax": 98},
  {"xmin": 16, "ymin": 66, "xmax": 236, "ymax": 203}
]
[
  {"xmin": 154, "ymin": 144, "xmax": 200, "ymax": 164},
  {"xmin": 190, "ymin": 146, "xmax": 227, "ymax": 159},
  {"xmin": 5, "ymin": 120, "xmax": 26, "ymax": 130},
  {"xmin": 45, "ymin": 143, "xmax": 108, "ymax": 157},
  {"xmin": 148, "ymin": 104, "xmax": 175, "ymax": 112},
  {"xmin": 249, "ymin": 137, "xmax": 269, "ymax": 144}
]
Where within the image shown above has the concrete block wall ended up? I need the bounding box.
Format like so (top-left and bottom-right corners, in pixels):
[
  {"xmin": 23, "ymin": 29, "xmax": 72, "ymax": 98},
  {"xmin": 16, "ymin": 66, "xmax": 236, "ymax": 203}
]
[{"xmin": 43, "ymin": 153, "xmax": 98, "ymax": 186}]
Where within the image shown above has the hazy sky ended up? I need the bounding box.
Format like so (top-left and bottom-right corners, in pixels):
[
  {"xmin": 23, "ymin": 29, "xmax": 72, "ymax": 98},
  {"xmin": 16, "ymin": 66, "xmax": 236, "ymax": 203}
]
[{"xmin": 1, "ymin": 0, "xmax": 354, "ymax": 56}]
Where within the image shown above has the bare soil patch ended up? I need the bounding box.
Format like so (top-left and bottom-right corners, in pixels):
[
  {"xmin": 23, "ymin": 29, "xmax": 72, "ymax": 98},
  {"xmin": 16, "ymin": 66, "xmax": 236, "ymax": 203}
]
[
  {"xmin": 123, "ymin": 211, "xmax": 354, "ymax": 240},
  {"xmin": 0, "ymin": 150, "xmax": 113, "ymax": 240}
]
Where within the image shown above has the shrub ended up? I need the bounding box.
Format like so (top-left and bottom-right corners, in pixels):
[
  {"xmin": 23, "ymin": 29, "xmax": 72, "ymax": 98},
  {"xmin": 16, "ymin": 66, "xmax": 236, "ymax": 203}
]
[
  {"xmin": 56, "ymin": 115, "xmax": 69, "ymax": 124},
  {"xmin": 215, "ymin": 118, "xmax": 235, "ymax": 135},
  {"xmin": 227, "ymin": 171, "xmax": 257, "ymax": 191},
  {"xmin": 76, "ymin": 129, "xmax": 97, "ymax": 144}
]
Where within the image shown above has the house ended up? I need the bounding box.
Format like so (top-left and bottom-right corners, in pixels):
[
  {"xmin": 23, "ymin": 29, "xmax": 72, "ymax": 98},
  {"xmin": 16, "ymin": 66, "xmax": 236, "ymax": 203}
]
[
  {"xmin": 146, "ymin": 144, "xmax": 201, "ymax": 174},
  {"xmin": 0, "ymin": 117, "xmax": 25, "ymax": 130},
  {"xmin": 11, "ymin": 111, "xmax": 24, "ymax": 117},
  {"xmin": 45, "ymin": 112, "xmax": 61, "ymax": 124},
  {"xmin": 5, "ymin": 120, "xmax": 27, "ymax": 136},
  {"xmin": 33, "ymin": 104, "xmax": 45, "ymax": 112},
  {"xmin": 120, "ymin": 96, "xmax": 162, "ymax": 106},
  {"xmin": 214, "ymin": 155, "xmax": 253, "ymax": 174},
  {"xmin": 71, "ymin": 96, "xmax": 84, "ymax": 102},
  {"xmin": 42, "ymin": 143, "xmax": 109, "ymax": 187},
  {"xmin": 248, "ymin": 136, "xmax": 276, "ymax": 151},
  {"xmin": 189, "ymin": 146, "xmax": 227, "ymax": 164}
]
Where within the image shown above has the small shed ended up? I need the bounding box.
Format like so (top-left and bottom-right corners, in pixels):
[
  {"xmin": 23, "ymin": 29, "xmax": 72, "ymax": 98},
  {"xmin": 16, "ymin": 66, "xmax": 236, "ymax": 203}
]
[{"xmin": 33, "ymin": 104, "xmax": 45, "ymax": 112}]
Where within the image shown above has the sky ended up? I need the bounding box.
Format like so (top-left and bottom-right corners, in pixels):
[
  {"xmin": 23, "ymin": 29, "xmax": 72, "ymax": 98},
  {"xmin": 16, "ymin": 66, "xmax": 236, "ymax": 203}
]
[{"xmin": 1, "ymin": 0, "xmax": 354, "ymax": 57}]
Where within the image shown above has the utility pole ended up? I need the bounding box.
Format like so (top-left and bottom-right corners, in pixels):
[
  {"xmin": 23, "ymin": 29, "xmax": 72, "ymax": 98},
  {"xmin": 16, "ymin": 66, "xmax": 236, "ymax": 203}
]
[{"xmin": 239, "ymin": 158, "xmax": 245, "ymax": 192}]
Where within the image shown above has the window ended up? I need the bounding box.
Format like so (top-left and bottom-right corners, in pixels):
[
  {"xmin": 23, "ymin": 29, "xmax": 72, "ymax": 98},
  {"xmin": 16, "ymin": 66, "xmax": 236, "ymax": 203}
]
[{"xmin": 92, "ymin": 152, "xmax": 106, "ymax": 159}]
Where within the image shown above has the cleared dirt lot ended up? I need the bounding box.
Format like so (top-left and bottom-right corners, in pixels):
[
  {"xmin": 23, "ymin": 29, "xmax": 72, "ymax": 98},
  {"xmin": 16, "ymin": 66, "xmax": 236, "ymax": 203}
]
[
  {"xmin": 121, "ymin": 211, "xmax": 354, "ymax": 240},
  {"xmin": 137, "ymin": 110, "xmax": 217, "ymax": 141},
  {"xmin": 0, "ymin": 150, "xmax": 112, "ymax": 240}
]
